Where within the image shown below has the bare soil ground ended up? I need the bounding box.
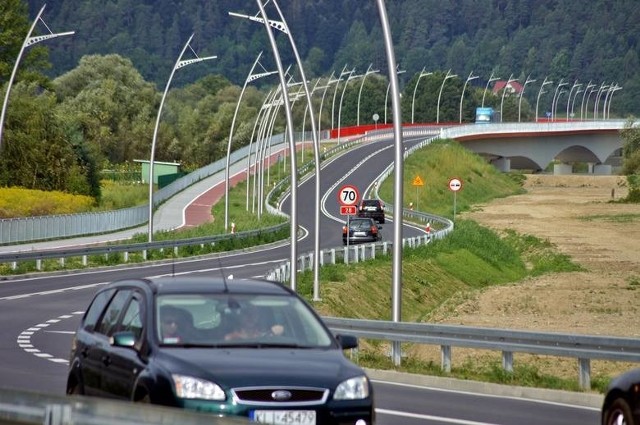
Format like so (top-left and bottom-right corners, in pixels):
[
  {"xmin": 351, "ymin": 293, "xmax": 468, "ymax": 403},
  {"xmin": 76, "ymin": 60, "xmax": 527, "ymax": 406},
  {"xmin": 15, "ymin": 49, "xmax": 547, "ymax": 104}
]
[{"xmin": 418, "ymin": 174, "xmax": 640, "ymax": 384}]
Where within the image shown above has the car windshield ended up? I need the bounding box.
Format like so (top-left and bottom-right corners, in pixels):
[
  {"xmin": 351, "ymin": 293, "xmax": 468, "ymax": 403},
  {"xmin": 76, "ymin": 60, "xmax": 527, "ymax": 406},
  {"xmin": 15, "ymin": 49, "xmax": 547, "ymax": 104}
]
[
  {"xmin": 362, "ymin": 200, "xmax": 378, "ymax": 207},
  {"xmin": 348, "ymin": 219, "xmax": 373, "ymax": 230},
  {"xmin": 156, "ymin": 294, "xmax": 334, "ymax": 348}
]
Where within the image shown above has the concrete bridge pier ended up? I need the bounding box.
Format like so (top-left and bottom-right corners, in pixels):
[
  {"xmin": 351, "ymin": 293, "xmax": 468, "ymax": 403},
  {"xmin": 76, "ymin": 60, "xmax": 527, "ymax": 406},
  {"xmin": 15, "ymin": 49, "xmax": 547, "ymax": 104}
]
[{"xmin": 490, "ymin": 157, "xmax": 511, "ymax": 172}]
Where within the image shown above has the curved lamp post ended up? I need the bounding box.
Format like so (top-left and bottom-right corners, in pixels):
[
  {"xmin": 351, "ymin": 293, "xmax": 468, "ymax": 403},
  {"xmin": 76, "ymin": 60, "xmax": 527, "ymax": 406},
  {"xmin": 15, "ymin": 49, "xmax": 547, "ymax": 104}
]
[
  {"xmin": 570, "ymin": 87, "xmax": 583, "ymax": 121},
  {"xmin": 357, "ymin": 64, "xmax": 380, "ymax": 126},
  {"xmin": 337, "ymin": 69, "xmax": 357, "ymax": 143},
  {"xmin": 436, "ymin": 69, "xmax": 457, "ymax": 124},
  {"xmin": 565, "ymin": 80, "xmax": 581, "ymax": 121},
  {"xmin": 580, "ymin": 81, "xmax": 595, "ymax": 120},
  {"xmin": 553, "ymin": 89, "xmax": 567, "ymax": 121},
  {"xmin": 535, "ymin": 77, "xmax": 553, "ymax": 122},
  {"xmin": 331, "ymin": 65, "xmax": 351, "ymax": 129},
  {"xmin": 482, "ymin": 72, "xmax": 499, "ymax": 108},
  {"xmin": 594, "ymin": 82, "xmax": 609, "ymax": 119},
  {"xmin": 517, "ymin": 75, "xmax": 535, "ymax": 122},
  {"xmin": 551, "ymin": 79, "xmax": 567, "ymax": 120},
  {"xmin": 376, "ymin": 0, "xmax": 405, "ymax": 366},
  {"xmin": 0, "ymin": 5, "xmax": 74, "ymax": 152},
  {"xmin": 499, "ymin": 74, "xmax": 517, "ymax": 123},
  {"xmin": 224, "ymin": 52, "xmax": 277, "ymax": 231},
  {"xmin": 584, "ymin": 84, "xmax": 599, "ymax": 120},
  {"xmin": 318, "ymin": 72, "xmax": 339, "ymax": 141},
  {"xmin": 384, "ymin": 67, "xmax": 406, "ymax": 124},
  {"xmin": 148, "ymin": 34, "xmax": 216, "ymax": 242},
  {"xmin": 411, "ymin": 67, "xmax": 432, "ymax": 124},
  {"xmin": 606, "ymin": 85, "xmax": 622, "ymax": 119},
  {"xmin": 459, "ymin": 71, "xmax": 479, "ymax": 124}
]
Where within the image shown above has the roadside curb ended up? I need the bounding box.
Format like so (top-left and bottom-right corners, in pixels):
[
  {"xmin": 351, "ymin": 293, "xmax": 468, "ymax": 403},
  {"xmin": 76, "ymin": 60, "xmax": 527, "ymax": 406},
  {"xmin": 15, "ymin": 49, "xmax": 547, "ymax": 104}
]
[{"xmin": 365, "ymin": 368, "xmax": 604, "ymax": 409}]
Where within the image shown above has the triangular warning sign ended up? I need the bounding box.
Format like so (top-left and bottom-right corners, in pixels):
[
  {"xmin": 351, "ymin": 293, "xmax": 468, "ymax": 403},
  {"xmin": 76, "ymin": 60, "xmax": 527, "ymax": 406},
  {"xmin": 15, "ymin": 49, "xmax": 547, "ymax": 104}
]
[{"xmin": 412, "ymin": 175, "xmax": 424, "ymax": 186}]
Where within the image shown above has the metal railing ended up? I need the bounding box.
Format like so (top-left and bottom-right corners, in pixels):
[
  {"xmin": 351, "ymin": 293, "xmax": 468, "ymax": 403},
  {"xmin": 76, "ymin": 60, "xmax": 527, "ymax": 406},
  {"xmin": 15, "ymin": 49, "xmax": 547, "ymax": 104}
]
[
  {"xmin": 0, "ymin": 387, "xmax": 248, "ymax": 425},
  {"xmin": 324, "ymin": 317, "xmax": 640, "ymax": 390}
]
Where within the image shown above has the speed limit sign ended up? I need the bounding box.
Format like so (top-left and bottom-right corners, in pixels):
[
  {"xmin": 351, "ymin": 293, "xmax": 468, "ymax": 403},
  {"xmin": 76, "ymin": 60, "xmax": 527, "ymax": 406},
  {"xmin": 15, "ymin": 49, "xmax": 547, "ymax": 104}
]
[{"xmin": 337, "ymin": 184, "xmax": 360, "ymax": 206}]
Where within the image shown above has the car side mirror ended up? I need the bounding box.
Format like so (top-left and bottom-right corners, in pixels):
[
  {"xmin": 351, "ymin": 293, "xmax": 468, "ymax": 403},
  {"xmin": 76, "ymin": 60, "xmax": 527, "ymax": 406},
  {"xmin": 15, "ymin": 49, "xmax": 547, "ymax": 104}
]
[
  {"xmin": 111, "ymin": 331, "xmax": 137, "ymax": 348},
  {"xmin": 335, "ymin": 334, "xmax": 358, "ymax": 350}
]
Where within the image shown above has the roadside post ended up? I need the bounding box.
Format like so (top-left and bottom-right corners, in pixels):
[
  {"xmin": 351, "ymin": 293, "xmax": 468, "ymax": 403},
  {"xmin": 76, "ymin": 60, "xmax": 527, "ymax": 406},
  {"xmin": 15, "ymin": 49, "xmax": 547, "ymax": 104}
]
[
  {"xmin": 338, "ymin": 184, "xmax": 360, "ymax": 265},
  {"xmin": 412, "ymin": 175, "xmax": 424, "ymax": 210},
  {"xmin": 448, "ymin": 177, "xmax": 463, "ymax": 220}
]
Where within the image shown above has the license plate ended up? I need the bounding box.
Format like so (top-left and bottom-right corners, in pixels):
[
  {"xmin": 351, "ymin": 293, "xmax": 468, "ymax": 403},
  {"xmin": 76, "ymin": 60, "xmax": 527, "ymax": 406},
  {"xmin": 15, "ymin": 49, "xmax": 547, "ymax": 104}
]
[
  {"xmin": 250, "ymin": 410, "xmax": 316, "ymax": 425},
  {"xmin": 354, "ymin": 231, "xmax": 366, "ymax": 236}
]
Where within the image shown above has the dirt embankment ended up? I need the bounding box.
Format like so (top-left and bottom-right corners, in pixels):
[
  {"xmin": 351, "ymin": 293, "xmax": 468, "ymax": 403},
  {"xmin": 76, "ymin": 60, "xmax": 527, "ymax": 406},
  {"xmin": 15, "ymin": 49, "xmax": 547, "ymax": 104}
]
[{"xmin": 424, "ymin": 174, "xmax": 640, "ymax": 381}]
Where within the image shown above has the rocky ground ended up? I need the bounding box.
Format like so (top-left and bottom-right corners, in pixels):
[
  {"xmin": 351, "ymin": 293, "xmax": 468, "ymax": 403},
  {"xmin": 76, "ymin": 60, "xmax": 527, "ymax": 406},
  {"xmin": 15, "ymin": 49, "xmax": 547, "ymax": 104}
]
[{"xmin": 418, "ymin": 174, "xmax": 640, "ymax": 384}]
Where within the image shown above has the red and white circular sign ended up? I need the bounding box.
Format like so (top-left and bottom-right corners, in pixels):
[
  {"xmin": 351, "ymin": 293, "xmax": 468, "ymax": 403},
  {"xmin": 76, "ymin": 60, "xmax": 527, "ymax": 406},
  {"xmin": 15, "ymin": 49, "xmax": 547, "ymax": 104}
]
[
  {"xmin": 337, "ymin": 184, "xmax": 360, "ymax": 206},
  {"xmin": 448, "ymin": 178, "xmax": 463, "ymax": 192}
]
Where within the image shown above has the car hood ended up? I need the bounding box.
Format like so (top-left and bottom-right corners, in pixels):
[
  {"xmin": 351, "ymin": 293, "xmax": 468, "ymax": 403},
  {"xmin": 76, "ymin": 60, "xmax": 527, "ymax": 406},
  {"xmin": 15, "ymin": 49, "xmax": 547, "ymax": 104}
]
[{"xmin": 156, "ymin": 348, "xmax": 364, "ymax": 388}]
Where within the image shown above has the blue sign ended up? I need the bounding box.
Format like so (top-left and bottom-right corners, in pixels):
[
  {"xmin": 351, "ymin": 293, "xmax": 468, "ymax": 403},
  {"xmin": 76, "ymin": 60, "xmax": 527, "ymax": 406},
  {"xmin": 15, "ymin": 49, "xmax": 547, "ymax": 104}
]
[{"xmin": 475, "ymin": 107, "xmax": 494, "ymax": 124}]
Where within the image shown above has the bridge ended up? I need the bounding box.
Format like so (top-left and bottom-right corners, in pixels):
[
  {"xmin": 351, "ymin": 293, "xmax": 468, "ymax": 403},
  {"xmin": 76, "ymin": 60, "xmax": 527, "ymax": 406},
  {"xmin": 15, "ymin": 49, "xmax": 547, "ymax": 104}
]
[{"xmin": 437, "ymin": 120, "xmax": 629, "ymax": 174}]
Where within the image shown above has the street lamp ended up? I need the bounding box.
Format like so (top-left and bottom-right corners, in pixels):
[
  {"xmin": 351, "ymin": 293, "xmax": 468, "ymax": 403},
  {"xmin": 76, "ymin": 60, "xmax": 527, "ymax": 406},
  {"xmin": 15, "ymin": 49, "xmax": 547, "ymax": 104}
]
[
  {"xmin": 580, "ymin": 81, "xmax": 595, "ymax": 120},
  {"xmin": 535, "ymin": 77, "xmax": 553, "ymax": 122},
  {"xmin": 436, "ymin": 69, "xmax": 457, "ymax": 124},
  {"xmin": 553, "ymin": 89, "xmax": 567, "ymax": 121},
  {"xmin": 318, "ymin": 72, "xmax": 339, "ymax": 141},
  {"xmin": 337, "ymin": 69, "xmax": 358, "ymax": 143},
  {"xmin": 482, "ymin": 72, "xmax": 500, "ymax": 108},
  {"xmin": 566, "ymin": 80, "xmax": 581, "ymax": 121},
  {"xmin": 459, "ymin": 71, "xmax": 479, "ymax": 124},
  {"xmin": 594, "ymin": 82, "xmax": 609, "ymax": 119},
  {"xmin": 0, "ymin": 5, "xmax": 74, "ymax": 152},
  {"xmin": 356, "ymin": 64, "xmax": 380, "ymax": 126},
  {"xmin": 148, "ymin": 34, "xmax": 216, "ymax": 242},
  {"xmin": 606, "ymin": 85, "xmax": 622, "ymax": 119},
  {"xmin": 551, "ymin": 79, "xmax": 567, "ymax": 120},
  {"xmin": 411, "ymin": 67, "xmax": 432, "ymax": 124},
  {"xmin": 518, "ymin": 75, "xmax": 536, "ymax": 122},
  {"xmin": 385, "ymin": 66, "xmax": 406, "ymax": 124},
  {"xmin": 231, "ymin": 0, "xmax": 322, "ymax": 293},
  {"xmin": 224, "ymin": 52, "xmax": 277, "ymax": 231},
  {"xmin": 499, "ymin": 74, "xmax": 517, "ymax": 123},
  {"xmin": 331, "ymin": 65, "xmax": 351, "ymax": 129},
  {"xmin": 570, "ymin": 87, "xmax": 584, "ymax": 121}
]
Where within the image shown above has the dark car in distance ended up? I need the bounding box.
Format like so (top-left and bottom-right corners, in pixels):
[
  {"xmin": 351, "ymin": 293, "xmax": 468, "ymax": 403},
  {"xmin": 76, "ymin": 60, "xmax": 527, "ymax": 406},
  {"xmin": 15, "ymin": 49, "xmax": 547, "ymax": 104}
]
[
  {"xmin": 342, "ymin": 217, "xmax": 381, "ymax": 245},
  {"xmin": 66, "ymin": 276, "xmax": 375, "ymax": 425},
  {"xmin": 601, "ymin": 368, "xmax": 640, "ymax": 425},
  {"xmin": 357, "ymin": 199, "xmax": 385, "ymax": 223}
]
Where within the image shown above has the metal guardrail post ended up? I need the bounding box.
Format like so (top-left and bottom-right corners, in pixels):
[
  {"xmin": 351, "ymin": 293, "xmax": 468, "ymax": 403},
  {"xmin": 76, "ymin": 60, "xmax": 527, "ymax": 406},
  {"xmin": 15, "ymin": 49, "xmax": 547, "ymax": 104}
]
[
  {"xmin": 503, "ymin": 351, "xmax": 514, "ymax": 373},
  {"xmin": 441, "ymin": 345, "xmax": 452, "ymax": 372},
  {"xmin": 579, "ymin": 358, "xmax": 591, "ymax": 390}
]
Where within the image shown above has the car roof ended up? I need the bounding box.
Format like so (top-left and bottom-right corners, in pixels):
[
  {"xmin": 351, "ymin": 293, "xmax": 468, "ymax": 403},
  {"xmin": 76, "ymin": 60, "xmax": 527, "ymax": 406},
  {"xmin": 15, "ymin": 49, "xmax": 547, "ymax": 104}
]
[{"xmin": 107, "ymin": 276, "xmax": 294, "ymax": 296}]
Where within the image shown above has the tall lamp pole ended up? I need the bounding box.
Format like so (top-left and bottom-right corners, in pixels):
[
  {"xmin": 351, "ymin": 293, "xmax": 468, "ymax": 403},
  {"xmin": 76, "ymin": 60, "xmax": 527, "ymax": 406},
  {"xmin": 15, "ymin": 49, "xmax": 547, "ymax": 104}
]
[
  {"xmin": 148, "ymin": 34, "xmax": 216, "ymax": 242},
  {"xmin": 499, "ymin": 74, "xmax": 517, "ymax": 123},
  {"xmin": 565, "ymin": 80, "xmax": 581, "ymax": 121},
  {"xmin": 331, "ymin": 65, "xmax": 351, "ymax": 130},
  {"xmin": 482, "ymin": 72, "xmax": 499, "ymax": 107},
  {"xmin": 376, "ymin": 0, "xmax": 405, "ymax": 367},
  {"xmin": 518, "ymin": 75, "xmax": 536, "ymax": 122},
  {"xmin": 551, "ymin": 79, "xmax": 567, "ymax": 121},
  {"xmin": 0, "ymin": 5, "xmax": 74, "ymax": 152},
  {"xmin": 224, "ymin": 52, "xmax": 277, "ymax": 231},
  {"xmin": 411, "ymin": 67, "xmax": 432, "ymax": 124},
  {"xmin": 318, "ymin": 72, "xmax": 339, "ymax": 141},
  {"xmin": 337, "ymin": 69, "xmax": 357, "ymax": 143},
  {"xmin": 606, "ymin": 85, "xmax": 622, "ymax": 119},
  {"xmin": 357, "ymin": 64, "xmax": 380, "ymax": 126},
  {"xmin": 535, "ymin": 77, "xmax": 553, "ymax": 122},
  {"xmin": 459, "ymin": 71, "xmax": 479, "ymax": 124},
  {"xmin": 385, "ymin": 67, "xmax": 406, "ymax": 124},
  {"xmin": 436, "ymin": 69, "xmax": 457, "ymax": 124},
  {"xmin": 580, "ymin": 81, "xmax": 595, "ymax": 120}
]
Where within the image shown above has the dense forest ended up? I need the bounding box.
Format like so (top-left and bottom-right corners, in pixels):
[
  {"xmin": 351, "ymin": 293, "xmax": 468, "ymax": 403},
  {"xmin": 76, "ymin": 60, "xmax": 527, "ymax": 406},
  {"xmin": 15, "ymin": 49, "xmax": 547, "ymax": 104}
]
[{"xmin": 1, "ymin": 0, "xmax": 638, "ymax": 199}]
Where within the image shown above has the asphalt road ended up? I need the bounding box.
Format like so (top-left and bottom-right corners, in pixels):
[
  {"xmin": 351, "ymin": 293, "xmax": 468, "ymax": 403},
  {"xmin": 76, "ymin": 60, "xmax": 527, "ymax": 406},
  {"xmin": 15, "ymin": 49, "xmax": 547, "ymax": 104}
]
[{"xmin": 0, "ymin": 136, "xmax": 602, "ymax": 424}]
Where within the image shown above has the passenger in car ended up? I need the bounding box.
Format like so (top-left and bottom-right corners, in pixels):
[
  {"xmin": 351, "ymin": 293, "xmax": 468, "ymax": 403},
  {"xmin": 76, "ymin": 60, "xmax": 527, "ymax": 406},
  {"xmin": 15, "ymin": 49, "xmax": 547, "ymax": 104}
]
[
  {"xmin": 224, "ymin": 305, "xmax": 284, "ymax": 340},
  {"xmin": 160, "ymin": 305, "xmax": 191, "ymax": 343}
]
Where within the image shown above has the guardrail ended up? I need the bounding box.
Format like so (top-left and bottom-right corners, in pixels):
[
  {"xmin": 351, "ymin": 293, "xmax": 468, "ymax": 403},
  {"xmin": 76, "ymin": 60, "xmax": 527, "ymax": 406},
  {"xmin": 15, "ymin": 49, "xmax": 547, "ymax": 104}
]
[
  {"xmin": 324, "ymin": 317, "xmax": 640, "ymax": 390},
  {"xmin": 0, "ymin": 387, "xmax": 248, "ymax": 425}
]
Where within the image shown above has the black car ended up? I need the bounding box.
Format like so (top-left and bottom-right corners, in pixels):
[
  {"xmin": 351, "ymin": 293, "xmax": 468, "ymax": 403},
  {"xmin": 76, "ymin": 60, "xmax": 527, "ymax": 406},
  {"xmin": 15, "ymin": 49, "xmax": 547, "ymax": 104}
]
[
  {"xmin": 66, "ymin": 276, "xmax": 375, "ymax": 425},
  {"xmin": 342, "ymin": 217, "xmax": 381, "ymax": 245},
  {"xmin": 601, "ymin": 368, "xmax": 640, "ymax": 425},
  {"xmin": 357, "ymin": 199, "xmax": 385, "ymax": 224}
]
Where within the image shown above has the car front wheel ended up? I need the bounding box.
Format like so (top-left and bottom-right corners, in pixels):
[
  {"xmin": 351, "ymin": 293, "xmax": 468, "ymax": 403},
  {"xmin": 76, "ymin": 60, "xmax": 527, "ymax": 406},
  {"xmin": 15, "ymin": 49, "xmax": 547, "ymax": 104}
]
[{"xmin": 603, "ymin": 398, "xmax": 635, "ymax": 425}]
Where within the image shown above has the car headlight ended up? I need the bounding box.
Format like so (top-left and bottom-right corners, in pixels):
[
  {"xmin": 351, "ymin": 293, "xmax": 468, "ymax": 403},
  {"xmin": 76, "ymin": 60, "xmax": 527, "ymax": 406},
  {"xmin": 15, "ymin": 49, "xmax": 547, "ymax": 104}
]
[
  {"xmin": 333, "ymin": 376, "xmax": 370, "ymax": 400},
  {"xmin": 171, "ymin": 374, "xmax": 226, "ymax": 401}
]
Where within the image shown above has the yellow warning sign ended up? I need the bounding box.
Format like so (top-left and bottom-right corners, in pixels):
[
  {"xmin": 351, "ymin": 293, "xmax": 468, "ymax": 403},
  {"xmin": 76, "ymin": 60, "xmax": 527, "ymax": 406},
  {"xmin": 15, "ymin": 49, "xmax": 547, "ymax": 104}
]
[{"xmin": 412, "ymin": 175, "xmax": 424, "ymax": 186}]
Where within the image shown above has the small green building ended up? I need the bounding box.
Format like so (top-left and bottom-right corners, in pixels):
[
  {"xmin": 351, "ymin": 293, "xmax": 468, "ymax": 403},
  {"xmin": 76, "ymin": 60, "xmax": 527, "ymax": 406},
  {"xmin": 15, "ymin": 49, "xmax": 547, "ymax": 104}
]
[{"xmin": 134, "ymin": 160, "xmax": 181, "ymax": 185}]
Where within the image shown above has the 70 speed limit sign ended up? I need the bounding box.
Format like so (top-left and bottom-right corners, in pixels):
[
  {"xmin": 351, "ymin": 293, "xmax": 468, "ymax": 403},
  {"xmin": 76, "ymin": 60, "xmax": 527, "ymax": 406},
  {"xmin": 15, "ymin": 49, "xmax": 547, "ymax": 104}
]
[{"xmin": 337, "ymin": 184, "xmax": 360, "ymax": 206}]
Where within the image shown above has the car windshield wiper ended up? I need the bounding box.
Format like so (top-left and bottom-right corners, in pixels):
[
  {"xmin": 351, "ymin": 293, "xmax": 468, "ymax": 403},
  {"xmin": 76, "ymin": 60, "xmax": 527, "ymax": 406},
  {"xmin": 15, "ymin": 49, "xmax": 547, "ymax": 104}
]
[{"xmin": 217, "ymin": 342, "xmax": 316, "ymax": 349}]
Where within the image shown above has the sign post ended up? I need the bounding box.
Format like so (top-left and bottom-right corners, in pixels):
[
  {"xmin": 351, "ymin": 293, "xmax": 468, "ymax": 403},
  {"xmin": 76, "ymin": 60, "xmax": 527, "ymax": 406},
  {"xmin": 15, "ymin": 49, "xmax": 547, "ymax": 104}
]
[
  {"xmin": 412, "ymin": 175, "xmax": 424, "ymax": 210},
  {"xmin": 448, "ymin": 177, "xmax": 463, "ymax": 220},
  {"xmin": 337, "ymin": 185, "xmax": 360, "ymax": 264}
]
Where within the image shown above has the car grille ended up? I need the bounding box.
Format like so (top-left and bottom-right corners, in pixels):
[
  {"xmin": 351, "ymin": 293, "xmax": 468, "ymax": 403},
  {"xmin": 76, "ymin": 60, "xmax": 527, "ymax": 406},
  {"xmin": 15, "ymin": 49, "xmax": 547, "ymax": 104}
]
[{"xmin": 232, "ymin": 386, "xmax": 329, "ymax": 406}]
